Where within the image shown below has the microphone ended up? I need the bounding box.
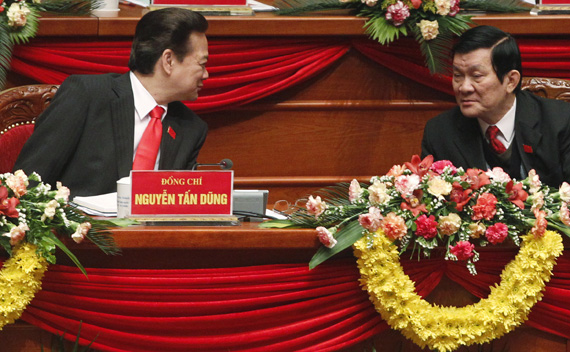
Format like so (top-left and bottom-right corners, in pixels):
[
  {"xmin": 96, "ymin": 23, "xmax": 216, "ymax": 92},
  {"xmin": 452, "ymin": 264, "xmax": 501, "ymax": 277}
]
[{"xmin": 192, "ymin": 158, "xmax": 233, "ymax": 170}]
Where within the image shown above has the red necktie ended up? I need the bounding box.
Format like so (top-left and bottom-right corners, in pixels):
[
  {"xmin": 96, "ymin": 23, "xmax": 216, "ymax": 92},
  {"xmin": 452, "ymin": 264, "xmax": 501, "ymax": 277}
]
[
  {"xmin": 132, "ymin": 106, "xmax": 165, "ymax": 170},
  {"xmin": 485, "ymin": 125, "xmax": 506, "ymax": 154}
]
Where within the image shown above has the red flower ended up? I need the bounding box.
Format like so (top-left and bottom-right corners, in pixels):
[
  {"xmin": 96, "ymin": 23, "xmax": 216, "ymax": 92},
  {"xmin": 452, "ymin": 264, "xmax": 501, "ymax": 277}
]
[
  {"xmin": 449, "ymin": 182, "xmax": 472, "ymax": 212},
  {"xmin": 531, "ymin": 209, "xmax": 547, "ymax": 238},
  {"xmin": 471, "ymin": 193, "xmax": 497, "ymax": 221},
  {"xmin": 462, "ymin": 168, "xmax": 490, "ymax": 190},
  {"xmin": 410, "ymin": 0, "xmax": 422, "ymax": 9},
  {"xmin": 449, "ymin": 241, "xmax": 475, "ymax": 261},
  {"xmin": 414, "ymin": 214, "xmax": 438, "ymax": 239},
  {"xmin": 0, "ymin": 186, "xmax": 19, "ymax": 218},
  {"xmin": 430, "ymin": 160, "xmax": 456, "ymax": 175},
  {"xmin": 400, "ymin": 189, "xmax": 427, "ymax": 216},
  {"xmin": 506, "ymin": 180, "xmax": 528, "ymax": 209},
  {"xmin": 485, "ymin": 223, "xmax": 508, "ymax": 244},
  {"xmin": 405, "ymin": 154, "xmax": 433, "ymax": 178}
]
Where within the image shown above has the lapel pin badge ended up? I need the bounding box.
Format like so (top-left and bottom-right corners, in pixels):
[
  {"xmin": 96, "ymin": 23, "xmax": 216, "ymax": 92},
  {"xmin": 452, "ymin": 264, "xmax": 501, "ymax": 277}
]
[
  {"xmin": 167, "ymin": 126, "xmax": 176, "ymax": 140},
  {"xmin": 523, "ymin": 144, "xmax": 533, "ymax": 154}
]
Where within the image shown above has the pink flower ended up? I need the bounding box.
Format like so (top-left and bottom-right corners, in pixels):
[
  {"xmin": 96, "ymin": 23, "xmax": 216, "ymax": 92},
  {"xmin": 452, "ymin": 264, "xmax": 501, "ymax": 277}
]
[
  {"xmin": 449, "ymin": 0, "xmax": 460, "ymax": 16},
  {"xmin": 410, "ymin": 0, "xmax": 422, "ymax": 9},
  {"xmin": 5, "ymin": 170, "xmax": 28, "ymax": 198},
  {"xmin": 485, "ymin": 223, "xmax": 508, "ymax": 244},
  {"xmin": 449, "ymin": 241, "xmax": 474, "ymax": 261},
  {"xmin": 386, "ymin": 164, "xmax": 405, "ymax": 178},
  {"xmin": 359, "ymin": 207, "xmax": 383, "ymax": 232},
  {"xmin": 385, "ymin": 1, "xmax": 410, "ymax": 26},
  {"xmin": 531, "ymin": 209, "xmax": 547, "ymax": 238},
  {"xmin": 462, "ymin": 168, "xmax": 490, "ymax": 191},
  {"xmin": 486, "ymin": 167, "xmax": 511, "ymax": 184},
  {"xmin": 72, "ymin": 222, "xmax": 91, "ymax": 244},
  {"xmin": 471, "ymin": 193, "xmax": 497, "ymax": 221},
  {"xmin": 395, "ymin": 174, "xmax": 421, "ymax": 197},
  {"xmin": 415, "ymin": 214, "xmax": 438, "ymax": 239},
  {"xmin": 430, "ymin": 160, "xmax": 456, "ymax": 175},
  {"xmin": 381, "ymin": 212, "xmax": 407, "ymax": 240},
  {"xmin": 506, "ymin": 180, "xmax": 528, "ymax": 210},
  {"xmin": 348, "ymin": 179, "xmax": 362, "ymax": 203},
  {"xmin": 306, "ymin": 195, "xmax": 327, "ymax": 218},
  {"xmin": 316, "ymin": 226, "xmax": 337, "ymax": 248},
  {"xmin": 2, "ymin": 223, "xmax": 29, "ymax": 246},
  {"xmin": 560, "ymin": 202, "xmax": 570, "ymax": 226}
]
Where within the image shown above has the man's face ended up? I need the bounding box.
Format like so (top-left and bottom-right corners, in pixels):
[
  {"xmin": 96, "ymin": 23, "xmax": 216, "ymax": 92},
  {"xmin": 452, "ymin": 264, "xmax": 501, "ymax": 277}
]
[
  {"xmin": 452, "ymin": 48, "xmax": 515, "ymax": 124},
  {"xmin": 170, "ymin": 32, "xmax": 209, "ymax": 102}
]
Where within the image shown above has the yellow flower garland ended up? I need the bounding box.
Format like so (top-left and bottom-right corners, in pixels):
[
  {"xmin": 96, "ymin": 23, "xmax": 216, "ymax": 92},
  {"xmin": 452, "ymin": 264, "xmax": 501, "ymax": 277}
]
[
  {"xmin": 0, "ymin": 243, "xmax": 48, "ymax": 330},
  {"xmin": 354, "ymin": 230, "xmax": 564, "ymax": 352}
]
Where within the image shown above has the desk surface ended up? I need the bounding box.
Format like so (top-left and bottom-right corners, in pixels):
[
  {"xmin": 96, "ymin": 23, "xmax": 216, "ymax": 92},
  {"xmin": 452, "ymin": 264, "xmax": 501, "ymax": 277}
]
[{"xmin": 36, "ymin": 7, "xmax": 570, "ymax": 37}]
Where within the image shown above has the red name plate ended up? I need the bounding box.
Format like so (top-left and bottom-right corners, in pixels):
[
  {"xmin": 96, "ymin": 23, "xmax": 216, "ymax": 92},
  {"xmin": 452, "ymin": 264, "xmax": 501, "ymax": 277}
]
[
  {"xmin": 541, "ymin": 0, "xmax": 570, "ymax": 4},
  {"xmin": 130, "ymin": 170, "xmax": 233, "ymax": 216}
]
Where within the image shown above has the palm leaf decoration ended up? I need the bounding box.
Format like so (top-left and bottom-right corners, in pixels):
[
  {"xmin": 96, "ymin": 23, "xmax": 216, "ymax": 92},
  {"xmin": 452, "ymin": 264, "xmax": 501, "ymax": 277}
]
[{"xmin": 273, "ymin": 0, "xmax": 530, "ymax": 74}]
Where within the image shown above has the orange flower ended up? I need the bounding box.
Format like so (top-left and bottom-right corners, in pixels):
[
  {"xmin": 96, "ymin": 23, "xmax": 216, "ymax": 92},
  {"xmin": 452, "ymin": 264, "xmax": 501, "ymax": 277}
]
[{"xmin": 381, "ymin": 212, "xmax": 407, "ymax": 241}]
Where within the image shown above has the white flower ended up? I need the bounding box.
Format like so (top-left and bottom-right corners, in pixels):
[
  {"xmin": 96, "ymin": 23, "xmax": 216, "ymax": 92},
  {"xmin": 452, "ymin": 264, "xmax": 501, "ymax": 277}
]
[
  {"xmin": 2, "ymin": 223, "xmax": 29, "ymax": 246},
  {"xmin": 417, "ymin": 20, "xmax": 439, "ymax": 41},
  {"xmin": 435, "ymin": 0, "xmax": 451, "ymax": 16},
  {"xmin": 72, "ymin": 222, "xmax": 91, "ymax": 244},
  {"xmin": 559, "ymin": 182, "xmax": 570, "ymax": 203},
  {"xmin": 531, "ymin": 191, "xmax": 544, "ymax": 212},
  {"xmin": 55, "ymin": 182, "xmax": 71, "ymax": 202},
  {"xmin": 395, "ymin": 174, "xmax": 420, "ymax": 198},
  {"xmin": 362, "ymin": 0, "xmax": 378, "ymax": 6},
  {"xmin": 306, "ymin": 195, "xmax": 327, "ymax": 218},
  {"xmin": 486, "ymin": 167, "xmax": 511, "ymax": 184},
  {"xmin": 427, "ymin": 176, "xmax": 452, "ymax": 199},
  {"xmin": 316, "ymin": 226, "xmax": 337, "ymax": 248},
  {"xmin": 41, "ymin": 200, "xmax": 60, "ymax": 222},
  {"xmin": 348, "ymin": 179, "xmax": 363, "ymax": 203},
  {"xmin": 368, "ymin": 179, "xmax": 391, "ymax": 205},
  {"xmin": 527, "ymin": 169, "xmax": 542, "ymax": 195},
  {"xmin": 7, "ymin": 3, "xmax": 31, "ymax": 28}
]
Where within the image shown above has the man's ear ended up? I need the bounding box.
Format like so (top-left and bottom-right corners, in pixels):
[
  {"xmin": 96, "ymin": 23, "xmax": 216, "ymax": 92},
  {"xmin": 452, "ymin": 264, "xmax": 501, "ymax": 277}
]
[
  {"xmin": 161, "ymin": 49, "xmax": 175, "ymax": 75},
  {"xmin": 505, "ymin": 69, "xmax": 521, "ymax": 93}
]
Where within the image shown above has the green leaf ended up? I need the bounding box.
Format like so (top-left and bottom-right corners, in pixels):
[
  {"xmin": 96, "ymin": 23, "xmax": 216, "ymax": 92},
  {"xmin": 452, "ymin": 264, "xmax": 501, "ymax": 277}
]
[
  {"xmin": 309, "ymin": 220, "xmax": 364, "ymax": 269},
  {"xmin": 44, "ymin": 232, "xmax": 88, "ymax": 277},
  {"xmin": 0, "ymin": 24, "xmax": 13, "ymax": 89},
  {"xmin": 258, "ymin": 219, "xmax": 299, "ymax": 228},
  {"xmin": 364, "ymin": 16, "xmax": 408, "ymax": 45}
]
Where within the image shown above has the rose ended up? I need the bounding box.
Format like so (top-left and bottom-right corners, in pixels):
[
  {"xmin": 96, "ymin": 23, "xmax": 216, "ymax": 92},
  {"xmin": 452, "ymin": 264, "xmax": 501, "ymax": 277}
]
[
  {"xmin": 559, "ymin": 182, "xmax": 570, "ymax": 203},
  {"xmin": 430, "ymin": 160, "xmax": 456, "ymax": 175},
  {"xmin": 306, "ymin": 195, "xmax": 327, "ymax": 218},
  {"xmin": 427, "ymin": 177, "xmax": 452, "ymax": 198},
  {"xmin": 435, "ymin": 0, "xmax": 451, "ymax": 16},
  {"xmin": 72, "ymin": 222, "xmax": 91, "ymax": 244},
  {"xmin": 486, "ymin": 167, "xmax": 511, "ymax": 184},
  {"xmin": 395, "ymin": 174, "xmax": 420, "ymax": 198},
  {"xmin": 385, "ymin": 1, "xmax": 410, "ymax": 26},
  {"xmin": 471, "ymin": 193, "xmax": 497, "ymax": 221},
  {"xmin": 449, "ymin": 241, "xmax": 474, "ymax": 261},
  {"xmin": 368, "ymin": 179, "xmax": 391, "ymax": 205},
  {"xmin": 316, "ymin": 226, "xmax": 337, "ymax": 248},
  {"xmin": 417, "ymin": 20, "xmax": 439, "ymax": 41},
  {"xmin": 438, "ymin": 213, "xmax": 461, "ymax": 236},
  {"xmin": 415, "ymin": 214, "xmax": 438, "ymax": 239},
  {"xmin": 381, "ymin": 212, "xmax": 407, "ymax": 240},
  {"xmin": 485, "ymin": 223, "xmax": 508, "ymax": 244},
  {"xmin": 468, "ymin": 222, "xmax": 486, "ymax": 239}
]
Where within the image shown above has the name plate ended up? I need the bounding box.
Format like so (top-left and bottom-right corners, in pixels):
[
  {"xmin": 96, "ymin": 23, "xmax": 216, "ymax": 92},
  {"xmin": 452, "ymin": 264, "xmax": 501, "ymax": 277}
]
[{"xmin": 130, "ymin": 170, "xmax": 233, "ymax": 216}]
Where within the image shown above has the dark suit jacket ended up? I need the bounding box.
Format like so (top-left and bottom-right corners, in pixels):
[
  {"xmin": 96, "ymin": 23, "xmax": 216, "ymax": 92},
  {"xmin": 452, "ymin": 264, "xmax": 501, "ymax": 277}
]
[
  {"xmin": 14, "ymin": 73, "xmax": 208, "ymax": 196},
  {"xmin": 421, "ymin": 90, "xmax": 570, "ymax": 187}
]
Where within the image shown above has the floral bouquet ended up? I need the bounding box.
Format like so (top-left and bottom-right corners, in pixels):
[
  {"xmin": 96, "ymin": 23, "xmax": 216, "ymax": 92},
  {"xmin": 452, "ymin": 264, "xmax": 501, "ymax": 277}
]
[
  {"xmin": 262, "ymin": 155, "xmax": 570, "ymax": 275},
  {"xmin": 274, "ymin": 0, "xmax": 528, "ymax": 73},
  {"xmin": 1, "ymin": 170, "xmax": 121, "ymax": 273}
]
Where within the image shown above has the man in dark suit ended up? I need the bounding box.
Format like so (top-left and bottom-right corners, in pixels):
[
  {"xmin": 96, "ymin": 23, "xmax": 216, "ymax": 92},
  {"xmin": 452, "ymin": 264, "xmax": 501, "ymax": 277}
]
[
  {"xmin": 14, "ymin": 8, "xmax": 209, "ymax": 196},
  {"xmin": 421, "ymin": 25, "xmax": 570, "ymax": 187}
]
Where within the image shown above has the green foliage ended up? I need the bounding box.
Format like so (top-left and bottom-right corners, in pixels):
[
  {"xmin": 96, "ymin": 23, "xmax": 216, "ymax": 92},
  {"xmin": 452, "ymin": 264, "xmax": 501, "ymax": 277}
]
[
  {"xmin": 364, "ymin": 15, "xmax": 407, "ymax": 45},
  {"xmin": 309, "ymin": 220, "xmax": 364, "ymax": 269}
]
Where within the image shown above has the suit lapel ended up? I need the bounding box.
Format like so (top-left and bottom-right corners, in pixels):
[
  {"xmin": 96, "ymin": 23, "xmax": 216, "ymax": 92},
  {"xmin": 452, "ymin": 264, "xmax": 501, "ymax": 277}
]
[
  {"xmin": 514, "ymin": 92, "xmax": 542, "ymax": 177},
  {"xmin": 453, "ymin": 114, "xmax": 488, "ymax": 170},
  {"xmin": 159, "ymin": 104, "xmax": 183, "ymax": 170},
  {"xmin": 111, "ymin": 73, "xmax": 136, "ymax": 177}
]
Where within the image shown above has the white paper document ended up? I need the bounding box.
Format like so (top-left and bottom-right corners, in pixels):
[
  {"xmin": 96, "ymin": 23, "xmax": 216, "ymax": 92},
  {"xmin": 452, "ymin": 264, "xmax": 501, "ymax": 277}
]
[{"xmin": 72, "ymin": 192, "xmax": 118, "ymax": 217}]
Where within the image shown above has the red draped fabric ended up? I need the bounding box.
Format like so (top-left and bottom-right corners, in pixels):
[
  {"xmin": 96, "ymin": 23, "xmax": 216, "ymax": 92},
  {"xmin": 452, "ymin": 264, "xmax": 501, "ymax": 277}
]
[
  {"xmin": 11, "ymin": 37, "xmax": 570, "ymax": 113},
  {"xmin": 3, "ymin": 249, "xmax": 566, "ymax": 351}
]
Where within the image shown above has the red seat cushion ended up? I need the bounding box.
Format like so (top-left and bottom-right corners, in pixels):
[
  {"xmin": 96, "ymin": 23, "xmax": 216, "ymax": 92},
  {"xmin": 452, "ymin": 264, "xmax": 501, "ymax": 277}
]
[{"xmin": 0, "ymin": 124, "xmax": 34, "ymax": 173}]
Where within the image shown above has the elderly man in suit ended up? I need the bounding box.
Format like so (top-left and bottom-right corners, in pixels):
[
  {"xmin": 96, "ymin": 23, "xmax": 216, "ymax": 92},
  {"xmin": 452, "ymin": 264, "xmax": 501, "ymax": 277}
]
[
  {"xmin": 14, "ymin": 8, "xmax": 209, "ymax": 197},
  {"xmin": 421, "ymin": 25, "xmax": 570, "ymax": 187}
]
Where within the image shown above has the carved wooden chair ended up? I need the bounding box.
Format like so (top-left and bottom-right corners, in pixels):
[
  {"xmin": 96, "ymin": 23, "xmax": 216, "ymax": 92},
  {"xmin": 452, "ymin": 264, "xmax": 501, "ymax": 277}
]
[
  {"xmin": 521, "ymin": 77, "xmax": 570, "ymax": 102},
  {"xmin": 0, "ymin": 84, "xmax": 59, "ymax": 173}
]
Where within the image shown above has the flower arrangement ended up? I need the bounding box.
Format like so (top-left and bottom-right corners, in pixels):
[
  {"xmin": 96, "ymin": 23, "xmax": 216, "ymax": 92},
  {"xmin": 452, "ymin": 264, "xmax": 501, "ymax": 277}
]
[
  {"xmin": 263, "ymin": 155, "xmax": 570, "ymax": 274},
  {"xmin": 0, "ymin": 0, "xmax": 98, "ymax": 88},
  {"xmin": 0, "ymin": 170, "xmax": 122, "ymax": 330},
  {"xmin": 275, "ymin": 0, "xmax": 528, "ymax": 73}
]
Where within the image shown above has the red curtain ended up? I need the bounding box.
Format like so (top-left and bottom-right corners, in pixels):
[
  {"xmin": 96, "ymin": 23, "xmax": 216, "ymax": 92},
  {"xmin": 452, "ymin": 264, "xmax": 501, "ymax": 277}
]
[
  {"xmin": 4, "ymin": 249, "xmax": 567, "ymax": 351},
  {"xmin": 11, "ymin": 37, "xmax": 570, "ymax": 113}
]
